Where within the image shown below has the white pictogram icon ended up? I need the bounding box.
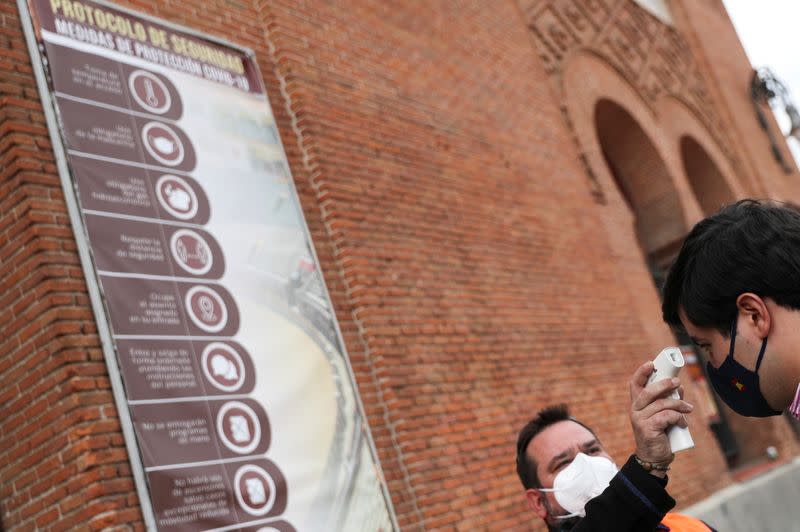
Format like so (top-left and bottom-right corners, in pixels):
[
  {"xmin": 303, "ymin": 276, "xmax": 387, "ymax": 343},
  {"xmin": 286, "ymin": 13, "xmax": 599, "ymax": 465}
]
[
  {"xmin": 155, "ymin": 175, "xmax": 198, "ymax": 220},
  {"xmin": 234, "ymin": 464, "xmax": 277, "ymax": 516},
  {"xmin": 201, "ymin": 343, "xmax": 246, "ymax": 392},
  {"xmin": 185, "ymin": 285, "xmax": 228, "ymax": 333},
  {"xmin": 142, "ymin": 122, "xmax": 185, "ymax": 166},
  {"xmin": 216, "ymin": 401, "xmax": 261, "ymax": 454},
  {"xmin": 212, "ymin": 354, "xmax": 239, "ymax": 380},
  {"xmin": 230, "ymin": 415, "xmax": 252, "ymax": 443},
  {"xmin": 170, "ymin": 229, "xmax": 213, "ymax": 275},
  {"xmin": 129, "ymin": 70, "xmax": 171, "ymax": 114},
  {"xmin": 246, "ymin": 477, "xmax": 266, "ymax": 504},
  {"xmin": 167, "ymin": 186, "xmax": 190, "ymax": 210},
  {"xmin": 199, "ymin": 296, "xmax": 215, "ymax": 321}
]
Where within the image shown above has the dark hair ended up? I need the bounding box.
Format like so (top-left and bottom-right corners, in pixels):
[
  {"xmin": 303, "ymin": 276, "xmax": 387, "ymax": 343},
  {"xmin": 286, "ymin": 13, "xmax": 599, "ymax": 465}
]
[
  {"xmin": 662, "ymin": 199, "xmax": 800, "ymax": 334},
  {"xmin": 515, "ymin": 404, "xmax": 597, "ymax": 489}
]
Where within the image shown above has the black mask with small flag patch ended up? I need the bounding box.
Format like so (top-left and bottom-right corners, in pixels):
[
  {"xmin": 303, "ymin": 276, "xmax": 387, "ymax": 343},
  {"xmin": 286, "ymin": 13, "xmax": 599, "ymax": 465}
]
[{"xmin": 706, "ymin": 318, "xmax": 782, "ymax": 418}]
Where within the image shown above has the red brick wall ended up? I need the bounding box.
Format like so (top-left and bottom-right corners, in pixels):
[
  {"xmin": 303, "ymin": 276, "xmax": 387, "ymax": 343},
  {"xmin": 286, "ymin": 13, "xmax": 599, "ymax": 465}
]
[
  {"xmin": 0, "ymin": 3, "xmax": 142, "ymax": 529},
  {"xmin": 2, "ymin": 1, "xmax": 800, "ymax": 531}
]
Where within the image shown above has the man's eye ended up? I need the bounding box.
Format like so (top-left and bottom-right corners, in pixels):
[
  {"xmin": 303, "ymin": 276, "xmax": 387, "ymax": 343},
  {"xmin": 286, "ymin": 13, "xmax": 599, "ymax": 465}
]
[{"xmin": 588, "ymin": 447, "xmax": 601, "ymax": 454}]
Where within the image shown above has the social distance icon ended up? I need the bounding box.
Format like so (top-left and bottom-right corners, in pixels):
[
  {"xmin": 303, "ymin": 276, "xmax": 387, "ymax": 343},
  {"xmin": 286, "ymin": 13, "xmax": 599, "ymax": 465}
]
[
  {"xmin": 234, "ymin": 464, "xmax": 277, "ymax": 516},
  {"xmin": 201, "ymin": 342, "xmax": 245, "ymax": 392},
  {"xmin": 155, "ymin": 174, "xmax": 198, "ymax": 220},
  {"xmin": 142, "ymin": 122, "xmax": 184, "ymax": 166},
  {"xmin": 128, "ymin": 70, "xmax": 172, "ymax": 115},
  {"xmin": 185, "ymin": 285, "xmax": 228, "ymax": 333},
  {"xmin": 216, "ymin": 401, "xmax": 261, "ymax": 455},
  {"xmin": 170, "ymin": 229, "xmax": 213, "ymax": 275}
]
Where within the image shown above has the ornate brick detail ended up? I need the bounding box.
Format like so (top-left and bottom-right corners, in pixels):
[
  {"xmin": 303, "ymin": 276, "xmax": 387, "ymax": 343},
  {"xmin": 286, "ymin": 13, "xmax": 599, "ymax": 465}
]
[{"xmin": 522, "ymin": 0, "xmax": 742, "ymax": 187}]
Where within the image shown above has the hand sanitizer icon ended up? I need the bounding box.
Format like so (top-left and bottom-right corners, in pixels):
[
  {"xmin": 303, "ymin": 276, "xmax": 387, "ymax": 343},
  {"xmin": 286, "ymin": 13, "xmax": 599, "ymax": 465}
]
[{"xmin": 165, "ymin": 184, "xmax": 191, "ymax": 212}]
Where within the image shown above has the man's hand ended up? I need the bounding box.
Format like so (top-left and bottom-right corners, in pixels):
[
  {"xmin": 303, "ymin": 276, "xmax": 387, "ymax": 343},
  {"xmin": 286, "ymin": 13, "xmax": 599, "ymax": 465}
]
[{"xmin": 629, "ymin": 361, "xmax": 693, "ymax": 475}]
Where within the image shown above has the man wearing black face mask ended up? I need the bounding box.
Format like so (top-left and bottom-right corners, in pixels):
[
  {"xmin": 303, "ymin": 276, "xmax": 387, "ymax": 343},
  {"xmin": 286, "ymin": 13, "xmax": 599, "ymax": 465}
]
[{"xmin": 662, "ymin": 199, "xmax": 800, "ymax": 418}]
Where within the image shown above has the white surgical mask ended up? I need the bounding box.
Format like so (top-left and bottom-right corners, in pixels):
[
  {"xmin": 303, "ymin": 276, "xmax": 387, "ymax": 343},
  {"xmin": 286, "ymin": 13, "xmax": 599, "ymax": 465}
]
[{"xmin": 537, "ymin": 452, "xmax": 618, "ymax": 518}]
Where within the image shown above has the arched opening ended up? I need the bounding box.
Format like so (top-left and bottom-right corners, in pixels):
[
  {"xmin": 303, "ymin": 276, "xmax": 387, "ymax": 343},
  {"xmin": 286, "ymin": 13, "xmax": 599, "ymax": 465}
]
[
  {"xmin": 680, "ymin": 136, "xmax": 735, "ymax": 215},
  {"xmin": 594, "ymin": 99, "xmax": 685, "ymax": 272}
]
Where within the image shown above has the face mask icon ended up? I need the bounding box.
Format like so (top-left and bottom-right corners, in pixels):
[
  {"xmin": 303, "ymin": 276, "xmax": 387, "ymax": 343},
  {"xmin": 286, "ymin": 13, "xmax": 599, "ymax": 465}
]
[
  {"xmin": 229, "ymin": 415, "xmax": 251, "ymax": 443},
  {"xmin": 151, "ymin": 135, "xmax": 176, "ymax": 155},
  {"xmin": 211, "ymin": 354, "xmax": 239, "ymax": 381},
  {"xmin": 245, "ymin": 477, "xmax": 266, "ymax": 505}
]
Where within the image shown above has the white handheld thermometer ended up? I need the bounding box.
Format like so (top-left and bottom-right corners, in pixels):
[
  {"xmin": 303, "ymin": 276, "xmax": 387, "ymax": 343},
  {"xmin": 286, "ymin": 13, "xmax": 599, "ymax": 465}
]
[{"xmin": 647, "ymin": 347, "xmax": 695, "ymax": 453}]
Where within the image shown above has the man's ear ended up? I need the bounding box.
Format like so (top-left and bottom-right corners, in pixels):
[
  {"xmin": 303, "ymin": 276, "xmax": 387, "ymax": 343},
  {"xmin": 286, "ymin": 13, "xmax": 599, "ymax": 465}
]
[
  {"xmin": 525, "ymin": 488, "xmax": 548, "ymax": 519},
  {"xmin": 736, "ymin": 293, "xmax": 771, "ymax": 338}
]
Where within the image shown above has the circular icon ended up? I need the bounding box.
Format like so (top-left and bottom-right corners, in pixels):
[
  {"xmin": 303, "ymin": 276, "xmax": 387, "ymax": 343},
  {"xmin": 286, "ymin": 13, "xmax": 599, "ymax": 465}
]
[
  {"xmin": 142, "ymin": 122, "xmax": 185, "ymax": 166},
  {"xmin": 234, "ymin": 464, "xmax": 276, "ymax": 516},
  {"xmin": 185, "ymin": 285, "xmax": 228, "ymax": 333},
  {"xmin": 170, "ymin": 229, "xmax": 213, "ymax": 275},
  {"xmin": 128, "ymin": 70, "xmax": 172, "ymax": 115},
  {"xmin": 201, "ymin": 343, "xmax": 246, "ymax": 392},
  {"xmin": 155, "ymin": 175, "xmax": 198, "ymax": 220},
  {"xmin": 217, "ymin": 401, "xmax": 261, "ymax": 455}
]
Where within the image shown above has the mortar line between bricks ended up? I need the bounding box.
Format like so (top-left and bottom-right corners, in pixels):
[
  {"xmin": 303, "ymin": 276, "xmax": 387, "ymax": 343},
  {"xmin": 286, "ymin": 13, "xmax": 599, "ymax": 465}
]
[{"xmin": 256, "ymin": 3, "xmax": 422, "ymax": 529}]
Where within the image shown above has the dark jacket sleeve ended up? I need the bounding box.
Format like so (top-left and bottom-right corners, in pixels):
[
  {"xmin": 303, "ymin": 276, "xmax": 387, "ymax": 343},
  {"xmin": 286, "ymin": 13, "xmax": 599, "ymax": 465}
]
[{"xmin": 568, "ymin": 455, "xmax": 676, "ymax": 532}]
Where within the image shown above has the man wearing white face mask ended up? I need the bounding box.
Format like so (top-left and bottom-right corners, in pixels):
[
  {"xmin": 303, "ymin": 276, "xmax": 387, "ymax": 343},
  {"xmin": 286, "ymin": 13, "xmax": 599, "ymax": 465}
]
[{"xmin": 515, "ymin": 401, "xmax": 716, "ymax": 531}]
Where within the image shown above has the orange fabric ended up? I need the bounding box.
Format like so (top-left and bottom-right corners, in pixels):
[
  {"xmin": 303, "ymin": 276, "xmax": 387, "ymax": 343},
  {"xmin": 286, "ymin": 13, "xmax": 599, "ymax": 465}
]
[{"xmin": 661, "ymin": 513, "xmax": 711, "ymax": 531}]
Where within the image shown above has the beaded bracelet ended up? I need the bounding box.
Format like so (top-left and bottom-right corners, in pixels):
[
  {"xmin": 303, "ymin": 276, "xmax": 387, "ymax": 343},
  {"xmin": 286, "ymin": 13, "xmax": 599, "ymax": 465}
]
[{"xmin": 634, "ymin": 454, "xmax": 672, "ymax": 472}]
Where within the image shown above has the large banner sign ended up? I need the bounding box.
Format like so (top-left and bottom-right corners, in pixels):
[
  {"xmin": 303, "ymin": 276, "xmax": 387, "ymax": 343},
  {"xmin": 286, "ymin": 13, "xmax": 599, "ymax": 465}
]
[{"xmin": 22, "ymin": 1, "xmax": 396, "ymax": 530}]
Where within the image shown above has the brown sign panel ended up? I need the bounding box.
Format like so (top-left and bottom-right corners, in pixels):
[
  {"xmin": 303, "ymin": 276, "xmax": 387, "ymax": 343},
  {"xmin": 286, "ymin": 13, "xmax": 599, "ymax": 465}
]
[
  {"xmin": 69, "ymin": 155, "xmax": 211, "ymax": 224},
  {"xmin": 132, "ymin": 399, "xmax": 270, "ymax": 467},
  {"xmin": 116, "ymin": 339, "xmax": 255, "ymax": 400},
  {"xmin": 101, "ymin": 277, "xmax": 240, "ymax": 337},
  {"xmin": 85, "ymin": 214, "xmax": 225, "ymax": 278},
  {"xmin": 47, "ymin": 42, "xmax": 183, "ymax": 120},
  {"xmin": 58, "ymin": 97, "xmax": 197, "ymax": 171},
  {"xmin": 148, "ymin": 459, "xmax": 288, "ymax": 530}
]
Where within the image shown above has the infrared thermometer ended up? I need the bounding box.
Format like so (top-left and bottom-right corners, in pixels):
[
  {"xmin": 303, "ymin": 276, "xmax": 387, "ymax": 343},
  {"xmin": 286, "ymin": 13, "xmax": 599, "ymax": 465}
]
[{"xmin": 646, "ymin": 347, "xmax": 695, "ymax": 453}]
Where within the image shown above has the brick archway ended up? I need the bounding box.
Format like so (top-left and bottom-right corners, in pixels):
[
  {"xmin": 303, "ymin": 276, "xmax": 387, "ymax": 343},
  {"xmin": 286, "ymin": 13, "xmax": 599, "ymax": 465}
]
[
  {"xmin": 561, "ymin": 51, "xmax": 698, "ymax": 259},
  {"xmin": 594, "ymin": 98, "xmax": 684, "ymax": 260},
  {"xmin": 560, "ymin": 50, "xmax": 695, "ymax": 345},
  {"xmin": 655, "ymin": 96, "xmax": 747, "ymax": 218},
  {"xmin": 680, "ymin": 136, "xmax": 736, "ymax": 215}
]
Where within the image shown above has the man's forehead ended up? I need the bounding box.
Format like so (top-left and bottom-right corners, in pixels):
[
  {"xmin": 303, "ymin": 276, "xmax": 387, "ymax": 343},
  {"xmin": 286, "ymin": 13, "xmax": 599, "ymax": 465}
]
[
  {"xmin": 677, "ymin": 307, "xmax": 711, "ymax": 339},
  {"xmin": 527, "ymin": 419, "xmax": 595, "ymax": 461}
]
